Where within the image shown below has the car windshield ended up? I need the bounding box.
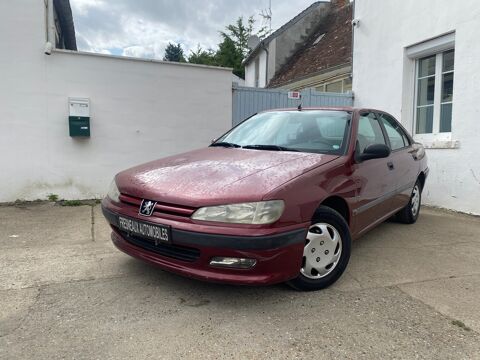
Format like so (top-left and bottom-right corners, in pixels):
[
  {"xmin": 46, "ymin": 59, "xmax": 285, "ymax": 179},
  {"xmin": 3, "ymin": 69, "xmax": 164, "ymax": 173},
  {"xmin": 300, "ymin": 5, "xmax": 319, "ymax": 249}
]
[{"xmin": 215, "ymin": 110, "xmax": 351, "ymax": 155}]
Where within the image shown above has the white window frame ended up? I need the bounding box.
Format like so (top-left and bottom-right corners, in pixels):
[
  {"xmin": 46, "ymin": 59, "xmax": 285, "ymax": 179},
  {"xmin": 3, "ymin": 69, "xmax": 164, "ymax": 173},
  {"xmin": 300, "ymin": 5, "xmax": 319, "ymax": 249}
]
[
  {"xmin": 406, "ymin": 32, "xmax": 456, "ymax": 146},
  {"xmin": 413, "ymin": 50, "xmax": 454, "ymax": 142}
]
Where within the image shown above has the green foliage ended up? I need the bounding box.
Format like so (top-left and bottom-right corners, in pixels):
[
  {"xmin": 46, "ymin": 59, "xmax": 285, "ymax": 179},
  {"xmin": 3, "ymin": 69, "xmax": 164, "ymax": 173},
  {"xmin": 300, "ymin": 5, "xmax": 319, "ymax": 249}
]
[
  {"xmin": 163, "ymin": 43, "xmax": 186, "ymax": 62},
  {"xmin": 216, "ymin": 36, "xmax": 244, "ymax": 78},
  {"xmin": 47, "ymin": 193, "xmax": 59, "ymax": 202},
  {"xmin": 217, "ymin": 16, "xmax": 270, "ymax": 78},
  {"xmin": 172, "ymin": 16, "xmax": 270, "ymax": 79},
  {"xmin": 187, "ymin": 45, "xmax": 217, "ymax": 66},
  {"xmin": 221, "ymin": 16, "xmax": 269, "ymax": 59}
]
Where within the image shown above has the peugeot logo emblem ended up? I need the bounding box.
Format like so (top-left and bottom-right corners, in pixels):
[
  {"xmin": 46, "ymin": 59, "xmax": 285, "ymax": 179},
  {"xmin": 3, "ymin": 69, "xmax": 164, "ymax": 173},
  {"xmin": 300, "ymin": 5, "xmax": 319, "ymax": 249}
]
[{"xmin": 139, "ymin": 199, "xmax": 157, "ymax": 216}]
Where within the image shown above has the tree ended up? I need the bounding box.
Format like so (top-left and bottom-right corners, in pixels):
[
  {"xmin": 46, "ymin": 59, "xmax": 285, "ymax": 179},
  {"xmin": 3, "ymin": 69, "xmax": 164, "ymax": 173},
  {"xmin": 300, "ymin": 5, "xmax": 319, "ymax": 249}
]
[
  {"xmin": 186, "ymin": 16, "xmax": 270, "ymax": 79},
  {"xmin": 215, "ymin": 35, "xmax": 244, "ymax": 78},
  {"xmin": 221, "ymin": 16, "xmax": 269, "ymax": 59},
  {"xmin": 187, "ymin": 45, "xmax": 217, "ymax": 66},
  {"xmin": 163, "ymin": 43, "xmax": 186, "ymax": 62}
]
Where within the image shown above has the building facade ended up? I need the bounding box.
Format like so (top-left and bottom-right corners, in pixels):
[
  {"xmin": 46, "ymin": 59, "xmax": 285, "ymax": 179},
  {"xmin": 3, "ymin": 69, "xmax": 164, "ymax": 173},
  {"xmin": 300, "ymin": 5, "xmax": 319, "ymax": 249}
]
[
  {"xmin": 244, "ymin": 1, "xmax": 332, "ymax": 88},
  {"xmin": 244, "ymin": 0, "xmax": 352, "ymax": 92},
  {"xmin": 268, "ymin": 0, "xmax": 352, "ymax": 92},
  {"xmin": 352, "ymin": 0, "xmax": 480, "ymax": 214}
]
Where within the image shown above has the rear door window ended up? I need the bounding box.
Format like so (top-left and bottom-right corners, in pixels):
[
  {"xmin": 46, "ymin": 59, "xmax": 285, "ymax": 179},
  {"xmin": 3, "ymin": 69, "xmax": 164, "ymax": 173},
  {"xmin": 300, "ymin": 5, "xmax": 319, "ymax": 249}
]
[
  {"xmin": 378, "ymin": 114, "xmax": 410, "ymax": 150},
  {"xmin": 357, "ymin": 113, "xmax": 387, "ymax": 153}
]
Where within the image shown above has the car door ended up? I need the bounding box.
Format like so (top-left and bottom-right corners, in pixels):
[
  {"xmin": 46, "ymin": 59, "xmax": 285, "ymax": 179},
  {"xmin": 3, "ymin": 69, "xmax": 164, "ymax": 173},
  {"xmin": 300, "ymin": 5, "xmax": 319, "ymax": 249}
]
[
  {"xmin": 352, "ymin": 112, "xmax": 396, "ymax": 236},
  {"xmin": 377, "ymin": 112, "xmax": 418, "ymax": 212}
]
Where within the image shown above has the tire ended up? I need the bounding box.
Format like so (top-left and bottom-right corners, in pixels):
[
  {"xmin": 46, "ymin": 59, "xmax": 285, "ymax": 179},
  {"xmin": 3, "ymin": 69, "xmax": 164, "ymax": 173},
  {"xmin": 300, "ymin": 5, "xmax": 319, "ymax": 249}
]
[
  {"xmin": 396, "ymin": 179, "xmax": 422, "ymax": 224},
  {"xmin": 287, "ymin": 206, "xmax": 351, "ymax": 291}
]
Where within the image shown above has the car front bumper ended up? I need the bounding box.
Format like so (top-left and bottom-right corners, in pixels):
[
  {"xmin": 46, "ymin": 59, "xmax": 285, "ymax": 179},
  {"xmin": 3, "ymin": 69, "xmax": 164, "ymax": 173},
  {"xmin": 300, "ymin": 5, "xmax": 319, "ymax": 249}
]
[{"xmin": 102, "ymin": 202, "xmax": 307, "ymax": 285}]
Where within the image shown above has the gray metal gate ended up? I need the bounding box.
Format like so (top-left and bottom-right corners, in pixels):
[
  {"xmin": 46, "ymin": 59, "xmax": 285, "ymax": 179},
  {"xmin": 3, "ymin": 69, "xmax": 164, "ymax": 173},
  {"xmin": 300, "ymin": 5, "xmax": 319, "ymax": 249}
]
[{"xmin": 232, "ymin": 85, "xmax": 354, "ymax": 126}]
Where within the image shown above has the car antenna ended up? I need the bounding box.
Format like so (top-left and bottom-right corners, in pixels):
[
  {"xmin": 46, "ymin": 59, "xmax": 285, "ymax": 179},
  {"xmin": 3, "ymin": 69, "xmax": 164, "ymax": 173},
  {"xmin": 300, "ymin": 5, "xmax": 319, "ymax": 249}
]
[{"xmin": 297, "ymin": 103, "xmax": 302, "ymax": 111}]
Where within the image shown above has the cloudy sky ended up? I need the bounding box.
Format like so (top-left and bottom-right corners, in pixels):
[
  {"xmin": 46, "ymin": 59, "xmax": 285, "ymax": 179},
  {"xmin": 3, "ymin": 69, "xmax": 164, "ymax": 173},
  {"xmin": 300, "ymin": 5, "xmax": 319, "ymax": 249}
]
[{"xmin": 70, "ymin": 0, "xmax": 318, "ymax": 59}]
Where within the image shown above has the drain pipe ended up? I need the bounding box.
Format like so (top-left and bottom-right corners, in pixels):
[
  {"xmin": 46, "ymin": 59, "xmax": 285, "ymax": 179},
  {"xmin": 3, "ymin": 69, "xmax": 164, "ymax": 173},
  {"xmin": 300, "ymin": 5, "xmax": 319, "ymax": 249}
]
[
  {"xmin": 350, "ymin": 0, "xmax": 356, "ymax": 97},
  {"xmin": 261, "ymin": 42, "xmax": 269, "ymax": 87},
  {"xmin": 44, "ymin": 0, "xmax": 55, "ymax": 53}
]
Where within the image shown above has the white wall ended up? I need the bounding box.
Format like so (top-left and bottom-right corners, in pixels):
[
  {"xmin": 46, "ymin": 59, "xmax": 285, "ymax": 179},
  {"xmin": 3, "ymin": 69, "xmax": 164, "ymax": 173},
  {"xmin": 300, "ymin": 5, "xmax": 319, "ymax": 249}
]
[
  {"xmin": 352, "ymin": 0, "xmax": 480, "ymax": 215},
  {"xmin": 232, "ymin": 74, "xmax": 245, "ymax": 86},
  {"xmin": 257, "ymin": 51, "xmax": 268, "ymax": 88},
  {"xmin": 244, "ymin": 1, "xmax": 331, "ymax": 88},
  {"xmin": 244, "ymin": 48, "xmax": 268, "ymax": 88},
  {"xmin": 0, "ymin": 1, "xmax": 232, "ymax": 202},
  {"xmin": 244, "ymin": 37, "xmax": 276, "ymax": 88},
  {"xmin": 244, "ymin": 61, "xmax": 256, "ymax": 87}
]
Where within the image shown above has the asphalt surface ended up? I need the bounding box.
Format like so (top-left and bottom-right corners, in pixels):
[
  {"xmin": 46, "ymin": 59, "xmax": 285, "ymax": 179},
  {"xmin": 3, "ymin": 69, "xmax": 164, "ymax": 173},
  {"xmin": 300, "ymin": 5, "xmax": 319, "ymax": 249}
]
[{"xmin": 1, "ymin": 203, "xmax": 479, "ymax": 359}]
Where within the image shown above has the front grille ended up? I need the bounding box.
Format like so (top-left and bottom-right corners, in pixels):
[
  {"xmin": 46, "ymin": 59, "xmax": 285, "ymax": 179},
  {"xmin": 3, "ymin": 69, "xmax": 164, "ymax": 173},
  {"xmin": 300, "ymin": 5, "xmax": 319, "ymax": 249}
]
[
  {"xmin": 117, "ymin": 229, "xmax": 200, "ymax": 262},
  {"xmin": 119, "ymin": 194, "xmax": 196, "ymax": 218}
]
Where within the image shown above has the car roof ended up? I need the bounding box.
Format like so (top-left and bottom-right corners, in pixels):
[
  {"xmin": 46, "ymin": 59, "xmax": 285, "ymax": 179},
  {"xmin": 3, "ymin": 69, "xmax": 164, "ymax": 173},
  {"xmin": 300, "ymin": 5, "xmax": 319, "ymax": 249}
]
[{"xmin": 259, "ymin": 107, "xmax": 392, "ymax": 114}]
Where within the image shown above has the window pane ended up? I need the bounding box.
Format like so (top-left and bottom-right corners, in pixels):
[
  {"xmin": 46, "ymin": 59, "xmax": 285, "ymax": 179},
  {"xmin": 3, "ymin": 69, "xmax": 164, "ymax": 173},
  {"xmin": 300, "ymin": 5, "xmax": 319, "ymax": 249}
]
[
  {"xmin": 357, "ymin": 114, "xmax": 386, "ymax": 153},
  {"xmin": 418, "ymin": 55, "xmax": 436, "ymax": 77},
  {"xmin": 417, "ymin": 77, "xmax": 435, "ymax": 105},
  {"xmin": 326, "ymin": 81, "xmax": 342, "ymax": 93},
  {"xmin": 220, "ymin": 110, "xmax": 351, "ymax": 154},
  {"xmin": 440, "ymin": 103, "xmax": 452, "ymax": 132},
  {"xmin": 416, "ymin": 106, "xmax": 434, "ymax": 134},
  {"xmin": 443, "ymin": 49, "xmax": 455, "ymax": 72},
  {"xmin": 379, "ymin": 115, "xmax": 407, "ymax": 150},
  {"xmin": 442, "ymin": 72, "xmax": 454, "ymax": 102}
]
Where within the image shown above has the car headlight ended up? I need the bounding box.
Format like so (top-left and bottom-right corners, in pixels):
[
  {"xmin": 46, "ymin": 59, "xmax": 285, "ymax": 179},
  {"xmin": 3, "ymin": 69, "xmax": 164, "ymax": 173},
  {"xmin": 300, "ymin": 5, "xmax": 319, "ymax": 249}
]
[
  {"xmin": 107, "ymin": 179, "xmax": 120, "ymax": 202},
  {"xmin": 191, "ymin": 200, "xmax": 284, "ymax": 224}
]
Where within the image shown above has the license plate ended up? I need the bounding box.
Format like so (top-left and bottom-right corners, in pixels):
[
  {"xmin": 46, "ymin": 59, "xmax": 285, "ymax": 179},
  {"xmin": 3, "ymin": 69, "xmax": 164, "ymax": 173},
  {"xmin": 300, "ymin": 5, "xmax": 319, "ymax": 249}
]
[{"xmin": 118, "ymin": 216, "xmax": 170, "ymax": 244}]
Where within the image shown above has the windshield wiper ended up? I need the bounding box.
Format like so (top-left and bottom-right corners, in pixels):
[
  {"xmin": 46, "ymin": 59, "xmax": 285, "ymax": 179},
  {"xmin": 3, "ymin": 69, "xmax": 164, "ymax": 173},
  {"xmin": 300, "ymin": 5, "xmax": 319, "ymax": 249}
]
[
  {"xmin": 242, "ymin": 144, "xmax": 299, "ymax": 152},
  {"xmin": 210, "ymin": 141, "xmax": 241, "ymax": 148}
]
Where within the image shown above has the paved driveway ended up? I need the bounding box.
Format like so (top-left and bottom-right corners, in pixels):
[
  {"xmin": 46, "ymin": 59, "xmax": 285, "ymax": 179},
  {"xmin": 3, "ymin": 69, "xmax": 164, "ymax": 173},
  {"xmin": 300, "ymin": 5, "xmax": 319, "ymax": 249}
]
[{"xmin": 1, "ymin": 203, "xmax": 479, "ymax": 359}]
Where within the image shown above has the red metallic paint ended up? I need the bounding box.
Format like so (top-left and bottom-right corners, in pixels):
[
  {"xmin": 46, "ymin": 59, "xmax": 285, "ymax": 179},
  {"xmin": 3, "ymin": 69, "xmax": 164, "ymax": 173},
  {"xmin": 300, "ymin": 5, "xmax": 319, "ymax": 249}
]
[
  {"xmin": 103, "ymin": 107, "xmax": 428, "ymax": 285},
  {"xmin": 111, "ymin": 229, "xmax": 305, "ymax": 285},
  {"xmin": 115, "ymin": 147, "xmax": 339, "ymax": 210}
]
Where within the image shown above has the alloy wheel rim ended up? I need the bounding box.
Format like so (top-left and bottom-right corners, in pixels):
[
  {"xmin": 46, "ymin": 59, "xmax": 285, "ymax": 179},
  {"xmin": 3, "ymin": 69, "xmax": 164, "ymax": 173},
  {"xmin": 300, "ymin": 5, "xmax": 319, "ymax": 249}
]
[
  {"xmin": 301, "ymin": 223, "xmax": 342, "ymax": 279},
  {"xmin": 411, "ymin": 185, "xmax": 420, "ymax": 216}
]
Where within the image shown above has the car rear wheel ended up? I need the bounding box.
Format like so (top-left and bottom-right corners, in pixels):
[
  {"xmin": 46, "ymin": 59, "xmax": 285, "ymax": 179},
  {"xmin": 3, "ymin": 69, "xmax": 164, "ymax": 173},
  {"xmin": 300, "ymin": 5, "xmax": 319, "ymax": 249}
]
[
  {"xmin": 396, "ymin": 180, "xmax": 422, "ymax": 224},
  {"xmin": 287, "ymin": 206, "xmax": 351, "ymax": 291}
]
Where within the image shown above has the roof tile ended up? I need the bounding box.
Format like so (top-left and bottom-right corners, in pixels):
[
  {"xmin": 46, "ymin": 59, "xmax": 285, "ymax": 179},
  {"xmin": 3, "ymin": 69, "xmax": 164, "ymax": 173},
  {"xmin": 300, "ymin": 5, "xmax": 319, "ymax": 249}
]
[{"xmin": 268, "ymin": 3, "xmax": 352, "ymax": 88}]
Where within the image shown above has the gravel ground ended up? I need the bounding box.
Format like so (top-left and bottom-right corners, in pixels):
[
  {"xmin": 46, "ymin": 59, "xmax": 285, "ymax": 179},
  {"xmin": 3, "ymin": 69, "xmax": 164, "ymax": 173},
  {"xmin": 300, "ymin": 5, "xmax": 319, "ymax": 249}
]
[{"xmin": 1, "ymin": 203, "xmax": 479, "ymax": 359}]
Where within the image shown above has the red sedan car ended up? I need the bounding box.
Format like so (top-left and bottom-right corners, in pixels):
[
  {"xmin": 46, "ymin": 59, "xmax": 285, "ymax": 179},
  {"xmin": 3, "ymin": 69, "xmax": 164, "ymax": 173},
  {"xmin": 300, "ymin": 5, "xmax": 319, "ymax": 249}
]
[{"xmin": 102, "ymin": 108, "xmax": 428, "ymax": 291}]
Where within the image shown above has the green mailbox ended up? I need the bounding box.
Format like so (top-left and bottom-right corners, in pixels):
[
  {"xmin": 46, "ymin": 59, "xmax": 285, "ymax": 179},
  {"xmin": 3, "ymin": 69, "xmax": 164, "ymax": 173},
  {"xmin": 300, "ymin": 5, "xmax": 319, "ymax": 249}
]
[
  {"xmin": 69, "ymin": 98, "xmax": 90, "ymax": 137},
  {"xmin": 69, "ymin": 116, "xmax": 90, "ymax": 137}
]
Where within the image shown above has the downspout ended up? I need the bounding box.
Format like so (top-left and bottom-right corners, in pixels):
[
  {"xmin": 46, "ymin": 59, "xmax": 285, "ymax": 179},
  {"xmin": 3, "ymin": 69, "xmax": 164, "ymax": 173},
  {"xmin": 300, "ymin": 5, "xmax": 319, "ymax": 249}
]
[
  {"xmin": 45, "ymin": 0, "xmax": 55, "ymax": 46},
  {"xmin": 44, "ymin": 0, "xmax": 49, "ymax": 42},
  {"xmin": 261, "ymin": 42, "xmax": 269, "ymax": 87},
  {"xmin": 350, "ymin": 0, "xmax": 356, "ymax": 98}
]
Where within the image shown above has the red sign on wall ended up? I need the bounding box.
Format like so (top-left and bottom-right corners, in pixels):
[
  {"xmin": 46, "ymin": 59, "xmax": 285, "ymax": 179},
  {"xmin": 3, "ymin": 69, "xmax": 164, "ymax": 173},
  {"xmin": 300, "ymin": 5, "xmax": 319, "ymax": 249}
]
[{"xmin": 287, "ymin": 91, "xmax": 301, "ymax": 99}]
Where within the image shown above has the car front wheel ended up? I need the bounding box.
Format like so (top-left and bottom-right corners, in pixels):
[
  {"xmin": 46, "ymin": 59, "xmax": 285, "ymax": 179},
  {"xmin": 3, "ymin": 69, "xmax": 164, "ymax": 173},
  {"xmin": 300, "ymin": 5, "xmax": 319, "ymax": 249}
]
[{"xmin": 287, "ymin": 206, "xmax": 351, "ymax": 291}]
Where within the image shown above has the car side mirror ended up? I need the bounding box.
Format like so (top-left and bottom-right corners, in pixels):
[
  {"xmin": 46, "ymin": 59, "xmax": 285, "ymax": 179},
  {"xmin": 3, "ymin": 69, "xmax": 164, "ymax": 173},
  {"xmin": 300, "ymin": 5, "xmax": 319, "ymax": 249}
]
[
  {"xmin": 211, "ymin": 138, "xmax": 217, "ymax": 144},
  {"xmin": 357, "ymin": 144, "xmax": 391, "ymax": 162}
]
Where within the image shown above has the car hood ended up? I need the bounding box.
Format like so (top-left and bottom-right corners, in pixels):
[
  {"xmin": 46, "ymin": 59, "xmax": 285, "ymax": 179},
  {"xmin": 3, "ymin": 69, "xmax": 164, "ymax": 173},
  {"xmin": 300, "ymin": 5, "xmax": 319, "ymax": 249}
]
[{"xmin": 116, "ymin": 147, "xmax": 338, "ymax": 207}]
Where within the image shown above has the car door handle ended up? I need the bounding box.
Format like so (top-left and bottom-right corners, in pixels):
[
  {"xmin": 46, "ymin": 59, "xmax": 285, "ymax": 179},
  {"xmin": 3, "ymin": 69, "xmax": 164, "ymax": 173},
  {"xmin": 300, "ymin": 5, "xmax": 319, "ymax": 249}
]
[{"xmin": 387, "ymin": 162, "xmax": 394, "ymax": 170}]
